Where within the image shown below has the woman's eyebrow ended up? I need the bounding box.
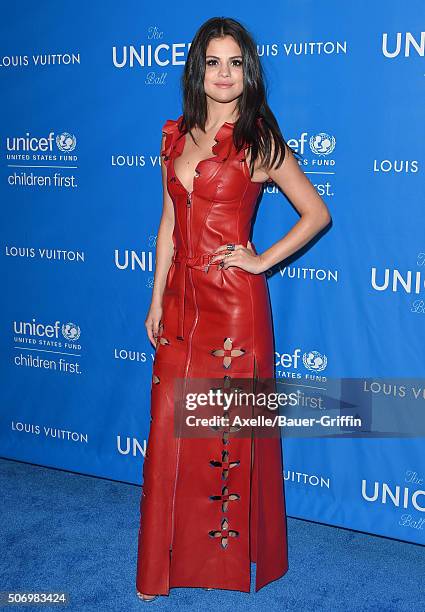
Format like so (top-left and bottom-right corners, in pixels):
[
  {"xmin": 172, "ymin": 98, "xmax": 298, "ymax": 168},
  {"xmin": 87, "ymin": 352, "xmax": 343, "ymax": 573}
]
[{"xmin": 205, "ymin": 55, "xmax": 243, "ymax": 59}]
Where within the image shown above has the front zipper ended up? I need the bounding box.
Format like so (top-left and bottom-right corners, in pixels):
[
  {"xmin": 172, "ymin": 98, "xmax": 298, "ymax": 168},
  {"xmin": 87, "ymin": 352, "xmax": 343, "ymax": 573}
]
[{"xmin": 186, "ymin": 191, "xmax": 193, "ymax": 257}]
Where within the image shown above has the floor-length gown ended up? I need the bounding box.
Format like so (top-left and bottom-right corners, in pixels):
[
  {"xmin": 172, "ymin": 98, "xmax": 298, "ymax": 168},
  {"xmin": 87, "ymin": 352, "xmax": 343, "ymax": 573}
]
[{"xmin": 136, "ymin": 115, "xmax": 288, "ymax": 595}]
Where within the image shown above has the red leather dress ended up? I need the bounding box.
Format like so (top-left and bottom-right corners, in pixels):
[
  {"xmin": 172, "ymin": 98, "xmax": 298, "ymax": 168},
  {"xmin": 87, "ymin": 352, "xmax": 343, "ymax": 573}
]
[{"xmin": 136, "ymin": 115, "xmax": 288, "ymax": 595}]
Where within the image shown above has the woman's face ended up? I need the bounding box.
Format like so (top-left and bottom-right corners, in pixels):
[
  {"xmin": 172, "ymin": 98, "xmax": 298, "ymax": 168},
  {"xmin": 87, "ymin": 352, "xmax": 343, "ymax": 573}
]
[{"xmin": 203, "ymin": 35, "xmax": 244, "ymax": 106}]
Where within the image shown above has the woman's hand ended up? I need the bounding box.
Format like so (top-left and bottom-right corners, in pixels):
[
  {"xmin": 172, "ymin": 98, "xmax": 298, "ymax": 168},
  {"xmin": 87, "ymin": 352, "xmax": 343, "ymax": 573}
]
[
  {"xmin": 145, "ymin": 302, "xmax": 163, "ymax": 348},
  {"xmin": 209, "ymin": 240, "xmax": 266, "ymax": 274}
]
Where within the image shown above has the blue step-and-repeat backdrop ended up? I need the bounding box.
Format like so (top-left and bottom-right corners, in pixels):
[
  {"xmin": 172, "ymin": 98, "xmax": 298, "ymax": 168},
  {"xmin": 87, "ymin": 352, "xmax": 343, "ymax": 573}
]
[{"xmin": 1, "ymin": 2, "xmax": 424, "ymax": 545}]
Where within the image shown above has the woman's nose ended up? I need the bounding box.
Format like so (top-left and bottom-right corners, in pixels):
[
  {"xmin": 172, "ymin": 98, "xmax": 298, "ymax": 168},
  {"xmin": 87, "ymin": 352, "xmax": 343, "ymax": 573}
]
[{"xmin": 218, "ymin": 65, "xmax": 230, "ymax": 77}]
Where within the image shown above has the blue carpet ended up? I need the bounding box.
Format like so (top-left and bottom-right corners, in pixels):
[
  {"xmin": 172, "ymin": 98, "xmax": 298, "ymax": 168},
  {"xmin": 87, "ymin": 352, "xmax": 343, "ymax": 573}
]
[{"xmin": 0, "ymin": 457, "xmax": 423, "ymax": 611}]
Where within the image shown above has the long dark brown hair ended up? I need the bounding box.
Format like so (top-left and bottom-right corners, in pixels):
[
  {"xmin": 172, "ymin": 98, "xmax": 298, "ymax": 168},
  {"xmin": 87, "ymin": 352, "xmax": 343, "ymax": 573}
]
[{"xmin": 178, "ymin": 16, "xmax": 301, "ymax": 177}]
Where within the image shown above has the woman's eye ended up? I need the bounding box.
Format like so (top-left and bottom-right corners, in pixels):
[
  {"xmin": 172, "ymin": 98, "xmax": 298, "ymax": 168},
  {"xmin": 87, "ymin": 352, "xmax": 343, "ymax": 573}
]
[{"xmin": 206, "ymin": 59, "xmax": 242, "ymax": 67}]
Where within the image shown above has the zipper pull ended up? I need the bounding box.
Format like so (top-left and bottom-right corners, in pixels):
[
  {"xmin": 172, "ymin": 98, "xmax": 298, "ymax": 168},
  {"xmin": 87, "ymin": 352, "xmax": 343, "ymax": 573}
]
[{"xmin": 187, "ymin": 192, "xmax": 192, "ymax": 207}]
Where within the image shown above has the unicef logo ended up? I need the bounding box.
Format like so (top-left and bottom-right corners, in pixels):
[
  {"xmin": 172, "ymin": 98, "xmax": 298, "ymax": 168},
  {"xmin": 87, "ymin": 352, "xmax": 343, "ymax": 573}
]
[
  {"xmin": 309, "ymin": 133, "xmax": 335, "ymax": 156},
  {"xmin": 56, "ymin": 132, "xmax": 76, "ymax": 152},
  {"xmin": 62, "ymin": 322, "xmax": 81, "ymax": 341},
  {"xmin": 303, "ymin": 351, "xmax": 327, "ymax": 372}
]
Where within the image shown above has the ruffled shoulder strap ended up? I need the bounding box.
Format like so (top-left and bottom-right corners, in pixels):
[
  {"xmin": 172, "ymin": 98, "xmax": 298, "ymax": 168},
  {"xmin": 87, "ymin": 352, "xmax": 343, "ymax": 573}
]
[{"xmin": 160, "ymin": 115, "xmax": 183, "ymax": 167}]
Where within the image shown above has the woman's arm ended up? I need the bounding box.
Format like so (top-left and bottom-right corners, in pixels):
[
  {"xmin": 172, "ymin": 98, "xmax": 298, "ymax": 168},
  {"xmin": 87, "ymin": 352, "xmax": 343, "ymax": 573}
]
[
  {"xmin": 256, "ymin": 142, "xmax": 332, "ymax": 271},
  {"xmin": 145, "ymin": 133, "xmax": 175, "ymax": 347}
]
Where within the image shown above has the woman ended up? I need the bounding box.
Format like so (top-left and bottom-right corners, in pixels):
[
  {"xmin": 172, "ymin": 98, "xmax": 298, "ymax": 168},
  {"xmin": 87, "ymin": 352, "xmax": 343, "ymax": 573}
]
[{"xmin": 136, "ymin": 16, "xmax": 331, "ymax": 601}]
